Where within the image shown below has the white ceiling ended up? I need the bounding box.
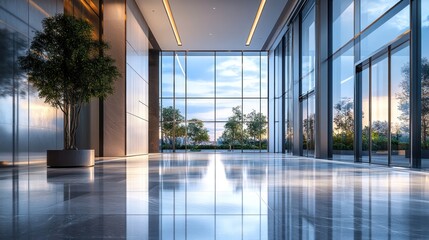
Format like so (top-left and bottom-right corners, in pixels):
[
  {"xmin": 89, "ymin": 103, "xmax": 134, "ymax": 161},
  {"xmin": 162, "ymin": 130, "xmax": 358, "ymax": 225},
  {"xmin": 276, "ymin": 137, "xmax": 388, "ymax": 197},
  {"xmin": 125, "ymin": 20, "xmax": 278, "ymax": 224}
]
[{"xmin": 135, "ymin": 0, "xmax": 288, "ymax": 51}]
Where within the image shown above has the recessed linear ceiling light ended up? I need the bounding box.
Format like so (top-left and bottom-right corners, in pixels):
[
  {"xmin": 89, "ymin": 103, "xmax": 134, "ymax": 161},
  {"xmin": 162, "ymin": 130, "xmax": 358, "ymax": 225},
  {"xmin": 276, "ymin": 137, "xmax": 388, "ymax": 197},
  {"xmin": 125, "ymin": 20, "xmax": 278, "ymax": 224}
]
[
  {"xmin": 246, "ymin": 0, "xmax": 266, "ymax": 46},
  {"xmin": 163, "ymin": 0, "xmax": 182, "ymax": 46}
]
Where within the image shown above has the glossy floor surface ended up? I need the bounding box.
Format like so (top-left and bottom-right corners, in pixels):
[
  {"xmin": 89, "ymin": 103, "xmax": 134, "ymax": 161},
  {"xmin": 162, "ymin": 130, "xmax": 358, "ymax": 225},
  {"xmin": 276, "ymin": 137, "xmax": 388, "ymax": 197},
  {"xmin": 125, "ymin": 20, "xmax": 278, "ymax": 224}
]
[{"xmin": 1, "ymin": 153, "xmax": 429, "ymax": 239}]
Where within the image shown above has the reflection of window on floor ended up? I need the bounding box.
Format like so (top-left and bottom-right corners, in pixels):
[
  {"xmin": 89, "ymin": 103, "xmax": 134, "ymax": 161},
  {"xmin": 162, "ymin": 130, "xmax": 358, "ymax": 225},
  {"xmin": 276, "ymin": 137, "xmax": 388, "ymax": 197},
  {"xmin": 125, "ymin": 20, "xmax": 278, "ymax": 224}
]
[{"xmin": 160, "ymin": 52, "xmax": 268, "ymax": 152}]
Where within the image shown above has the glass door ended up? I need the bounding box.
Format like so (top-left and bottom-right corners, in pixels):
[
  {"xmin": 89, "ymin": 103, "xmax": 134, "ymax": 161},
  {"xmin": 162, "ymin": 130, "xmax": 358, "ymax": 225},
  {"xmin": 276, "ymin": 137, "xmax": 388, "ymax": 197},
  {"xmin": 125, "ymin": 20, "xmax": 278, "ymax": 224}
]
[{"xmin": 356, "ymin": 41, "xmax": 410, "ymax": 166}]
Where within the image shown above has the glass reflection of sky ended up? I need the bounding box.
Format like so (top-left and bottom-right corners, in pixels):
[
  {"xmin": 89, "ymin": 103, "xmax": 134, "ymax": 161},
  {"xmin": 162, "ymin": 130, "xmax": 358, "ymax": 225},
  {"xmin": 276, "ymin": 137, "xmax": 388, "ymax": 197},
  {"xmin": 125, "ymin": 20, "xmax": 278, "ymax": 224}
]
[
  {"xmin": 332, "ymin": 0, "xmax": 354, "ymax": 52},
  {"xmin": 360, "ymin": 0, "xmax": 400, "ymax": 30},
  {"xmin": 216, "ymin": 54, "xmax": 242, "ymax": 97},
  {"xmin": 361, "ymin": 6, "xmax": 409, "ymax": 60},
  {"xmin": 423, "ymin": 0, "xmax": 429, "ymax": 59},
  {"xmin": 243, "ymin": 53, "xmax": 261, "ymax": 97},
  {"xmin": 187, "ymin": 53, "xmax": 215, "ymax": 97}
]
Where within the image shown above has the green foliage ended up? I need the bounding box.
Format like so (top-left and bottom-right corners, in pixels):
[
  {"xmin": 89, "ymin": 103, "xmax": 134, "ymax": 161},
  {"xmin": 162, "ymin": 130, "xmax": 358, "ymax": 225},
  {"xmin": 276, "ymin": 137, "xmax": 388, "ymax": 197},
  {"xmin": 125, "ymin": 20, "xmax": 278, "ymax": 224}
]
[
  {"xmin": 333, "ymin": 98, "xmax": 354, "ymax": 151},
  {"xmin": 245, "ymin": 110, "xmax": 267, "ymax": 142},
  {"xmin": 18, "ymin": 14, "xmax": 119, "ymax": 150},
  {"xmin": 161, "ymin": 142, "xmax": 268, "ymax": 151},
  {"xmin": 187, "ymin": 118, "xmax": 209, "ymax": 147},
  {"xmin": 398, "ymin": 58, "xmax": 429, "ymax": 148},
  {"xmin": 220, "ymin": 106, "xmax": 267, "ymax": 150},
  {"xmin": 161, "ymin": 106, "xmax": 186, "ymax": 151},
  {"xmin": 222, "ymin": 106, "xmax": 246, "ymax": 150}
]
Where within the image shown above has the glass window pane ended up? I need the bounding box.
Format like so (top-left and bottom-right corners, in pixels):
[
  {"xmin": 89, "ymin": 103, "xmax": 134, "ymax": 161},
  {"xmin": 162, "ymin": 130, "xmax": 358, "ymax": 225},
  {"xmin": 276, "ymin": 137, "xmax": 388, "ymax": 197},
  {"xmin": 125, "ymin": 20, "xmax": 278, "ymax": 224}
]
[
  {"xmin": 216, "ymin": 99, "xmax": 242, "ymax": 121},
  {"xmin": 175, "ymin": 52, "xmax": 186, "ymax": 98},
  {"xmin": 161, "ymin": 99, "xmax": 173, "ymax": 115},
  {"xmin": 216, "ymin": 52, "xmax": 242, "ymax": 97},
  {"xmin": 390, "ymin": 43, "xmax": 410, "ymax": 167},
  {"xmin": 371, "ymin": 55, "xmax": 389, "ymax": 164},
  {"xmin": 360, "ymin": 0, "xmax": 400, "ymax": 30},
  {"xmin": 261, "ymin": 99, "xmax": 268, "ymax": 122},
  {"xmin": 360, "ymin": 6, "xmax": 409, "ymax": 60},
  {"xmin": 274, "ymin": 44, "xmax": 283, "ymax": 99},
  {"xmin": 302, "ymin": 99, "xmax": 308, "ymax": 156},
  {"xmin": 187, "ymin": 99, "xmax": 215, "ymax": 121},
  {"xmin": 175, "ymin": 99, "xmax": 186, "ymax": 122},
  {"xmin": 362, "ymin": 67, "xmax": 370, "ymax": 163},
  {"xmin": 301, "ymin": 5, "xmax": 316, "ymax": 93},
  {"xmin": 187, "ymin": 52, "xmax": 214, "ymax": 97},
  {"xmin": 332, "ymin": 47, "xmax": 354, "ymax": 160},
  {"xmin": 261, "ymin": 52, "xmax": 268, "ymax": 98},
  {"xmin": 187, "ymin": 121, "xmax": 215, "ymax": 149},
  {"xmin": 307, "ymin": 95, "xmax": 315, "ymax": 157},
  {"xmin": 243, "ymin": 99, "xmax": 260, "ymax": 117},
  {"xmin": 243, "ymin": 52, "xmax": 261, "ymax": 97},
  {"xmin": 332, "ymin": 0, "xmax": 354, "ymax": 52},
  {"xmin": 161, "ymin": 52, "xmax": 174, "ymax": 97}
]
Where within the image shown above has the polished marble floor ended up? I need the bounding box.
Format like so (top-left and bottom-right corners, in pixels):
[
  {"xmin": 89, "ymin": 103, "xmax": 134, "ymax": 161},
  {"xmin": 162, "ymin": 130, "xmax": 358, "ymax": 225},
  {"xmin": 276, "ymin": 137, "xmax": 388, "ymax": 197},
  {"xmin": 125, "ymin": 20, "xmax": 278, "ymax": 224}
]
[{"xmin": 1, "ymin": 153, "xmax": 429, "ymax": 239}]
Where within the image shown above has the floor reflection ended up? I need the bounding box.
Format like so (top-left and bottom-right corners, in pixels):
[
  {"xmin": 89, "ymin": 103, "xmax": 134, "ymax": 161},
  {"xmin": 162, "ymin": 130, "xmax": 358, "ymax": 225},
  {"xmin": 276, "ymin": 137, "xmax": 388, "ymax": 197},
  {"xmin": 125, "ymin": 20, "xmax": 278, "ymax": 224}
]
[{"xmin": 1, "ymin": 153, "xmax": 429, "ymax": 239}]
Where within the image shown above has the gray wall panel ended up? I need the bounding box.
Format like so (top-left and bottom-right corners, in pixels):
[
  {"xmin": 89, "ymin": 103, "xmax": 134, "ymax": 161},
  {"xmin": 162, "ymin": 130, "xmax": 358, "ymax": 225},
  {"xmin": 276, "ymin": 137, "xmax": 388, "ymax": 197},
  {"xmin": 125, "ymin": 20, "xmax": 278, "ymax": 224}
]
[
  {"xmin": 0, "ymin": 0, "xmax": 63, "ymax": 165},
  {"xmin": 103, "ymin": 0, "xmax": 126, "ymax": 156},
  {"xmin": 126, "ymin": 0, "xmax": 149, "ymax": 155}
]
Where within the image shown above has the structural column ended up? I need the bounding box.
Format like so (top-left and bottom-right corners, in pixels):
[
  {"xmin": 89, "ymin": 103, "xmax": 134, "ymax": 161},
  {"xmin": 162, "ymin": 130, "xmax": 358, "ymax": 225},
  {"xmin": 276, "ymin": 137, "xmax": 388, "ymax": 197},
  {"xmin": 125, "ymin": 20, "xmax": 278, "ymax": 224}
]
[
  {"xmin": 102, "ymin": 0, "xmax": 126, "ymax": 156},
  {"xmin": 314, "ymin": 0, "xmax": 330, "ymax": 159},
  {"xmin": 149, "ymin": 49, "xmax": 160, "ymax": 153}
]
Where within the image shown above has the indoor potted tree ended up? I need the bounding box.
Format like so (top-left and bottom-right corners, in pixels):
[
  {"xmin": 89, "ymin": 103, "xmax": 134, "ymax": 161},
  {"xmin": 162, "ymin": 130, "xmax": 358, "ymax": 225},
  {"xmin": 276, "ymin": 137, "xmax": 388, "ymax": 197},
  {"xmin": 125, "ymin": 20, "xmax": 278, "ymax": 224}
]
[{"xmin": 19, "ymin": 14, "xmax": 119, "ymax": 167}]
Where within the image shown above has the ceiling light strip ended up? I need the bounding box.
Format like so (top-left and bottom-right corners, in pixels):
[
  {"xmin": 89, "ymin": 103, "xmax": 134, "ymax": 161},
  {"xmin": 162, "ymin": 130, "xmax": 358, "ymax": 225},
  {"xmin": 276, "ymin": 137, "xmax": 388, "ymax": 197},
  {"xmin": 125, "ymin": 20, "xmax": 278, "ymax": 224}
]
[
  {"xmin": 246, "ymin": 0, "xmax": 266, "ymax": 46},
  {"xmin": 163, "ymin": 0, "xmax": 182, "ymax": 46}
]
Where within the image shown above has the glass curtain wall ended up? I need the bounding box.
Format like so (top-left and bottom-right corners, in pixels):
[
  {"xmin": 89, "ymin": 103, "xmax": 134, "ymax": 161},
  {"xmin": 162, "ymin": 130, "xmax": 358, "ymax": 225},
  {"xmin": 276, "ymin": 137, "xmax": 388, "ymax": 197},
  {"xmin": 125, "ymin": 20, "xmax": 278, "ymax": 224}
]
[
  {"xmin": 160, "ymin": 52, "xmax": 268, "ymax": 152},
  {"xmin": 269, "ymin": 0, "xmax": 420, "ymax": 168},
  {"xmin": 355, "ymin": 0, "xmax": 410, "ymax": 166},
  {"xmin": 329, "ymin": 0, "xmax": 410, "ymax": 164}
]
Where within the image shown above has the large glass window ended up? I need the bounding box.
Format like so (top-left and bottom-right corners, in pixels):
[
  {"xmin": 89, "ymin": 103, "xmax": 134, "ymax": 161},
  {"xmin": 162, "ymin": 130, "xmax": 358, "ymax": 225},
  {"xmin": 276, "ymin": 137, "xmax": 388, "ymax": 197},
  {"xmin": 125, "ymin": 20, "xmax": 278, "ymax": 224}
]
[
  {"xmin": 187, "ymin": 52, "xmax": 214, "ymax": 97},
  {"xmin": 371, "ymin": 55, "xmax": 389, "ymax": 165},
  {"xmin": 161, "ymin": 52, "xmax": 174, "ymax": 97},
  {"xmin": 301, "ymin": 5, "xmax": 316, "ymax": 94},
  {"xmin": 301, "ymin": 2, "xmax": 316, "ymax": 157},
  {"xmin": 390, "ymin": 44, "xmax": 410, "ymax": 167},
  {"xmin": 332, "ymin": 47, "xmax": 354, "ymax": 160},
  {"xmin": 332, "ymin": 0, "xmax": 354, "ymax": 52},
  {"xmin": 361, "ymin": 67, "xmax": 370, "ymax": 163},
  {"xmin": 216, "ymin": 53, "xmax": 242, "ymax": 98},
  {"xmin": 160, "ymin": 52, "xmax": 268, "ymax": 152}
]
